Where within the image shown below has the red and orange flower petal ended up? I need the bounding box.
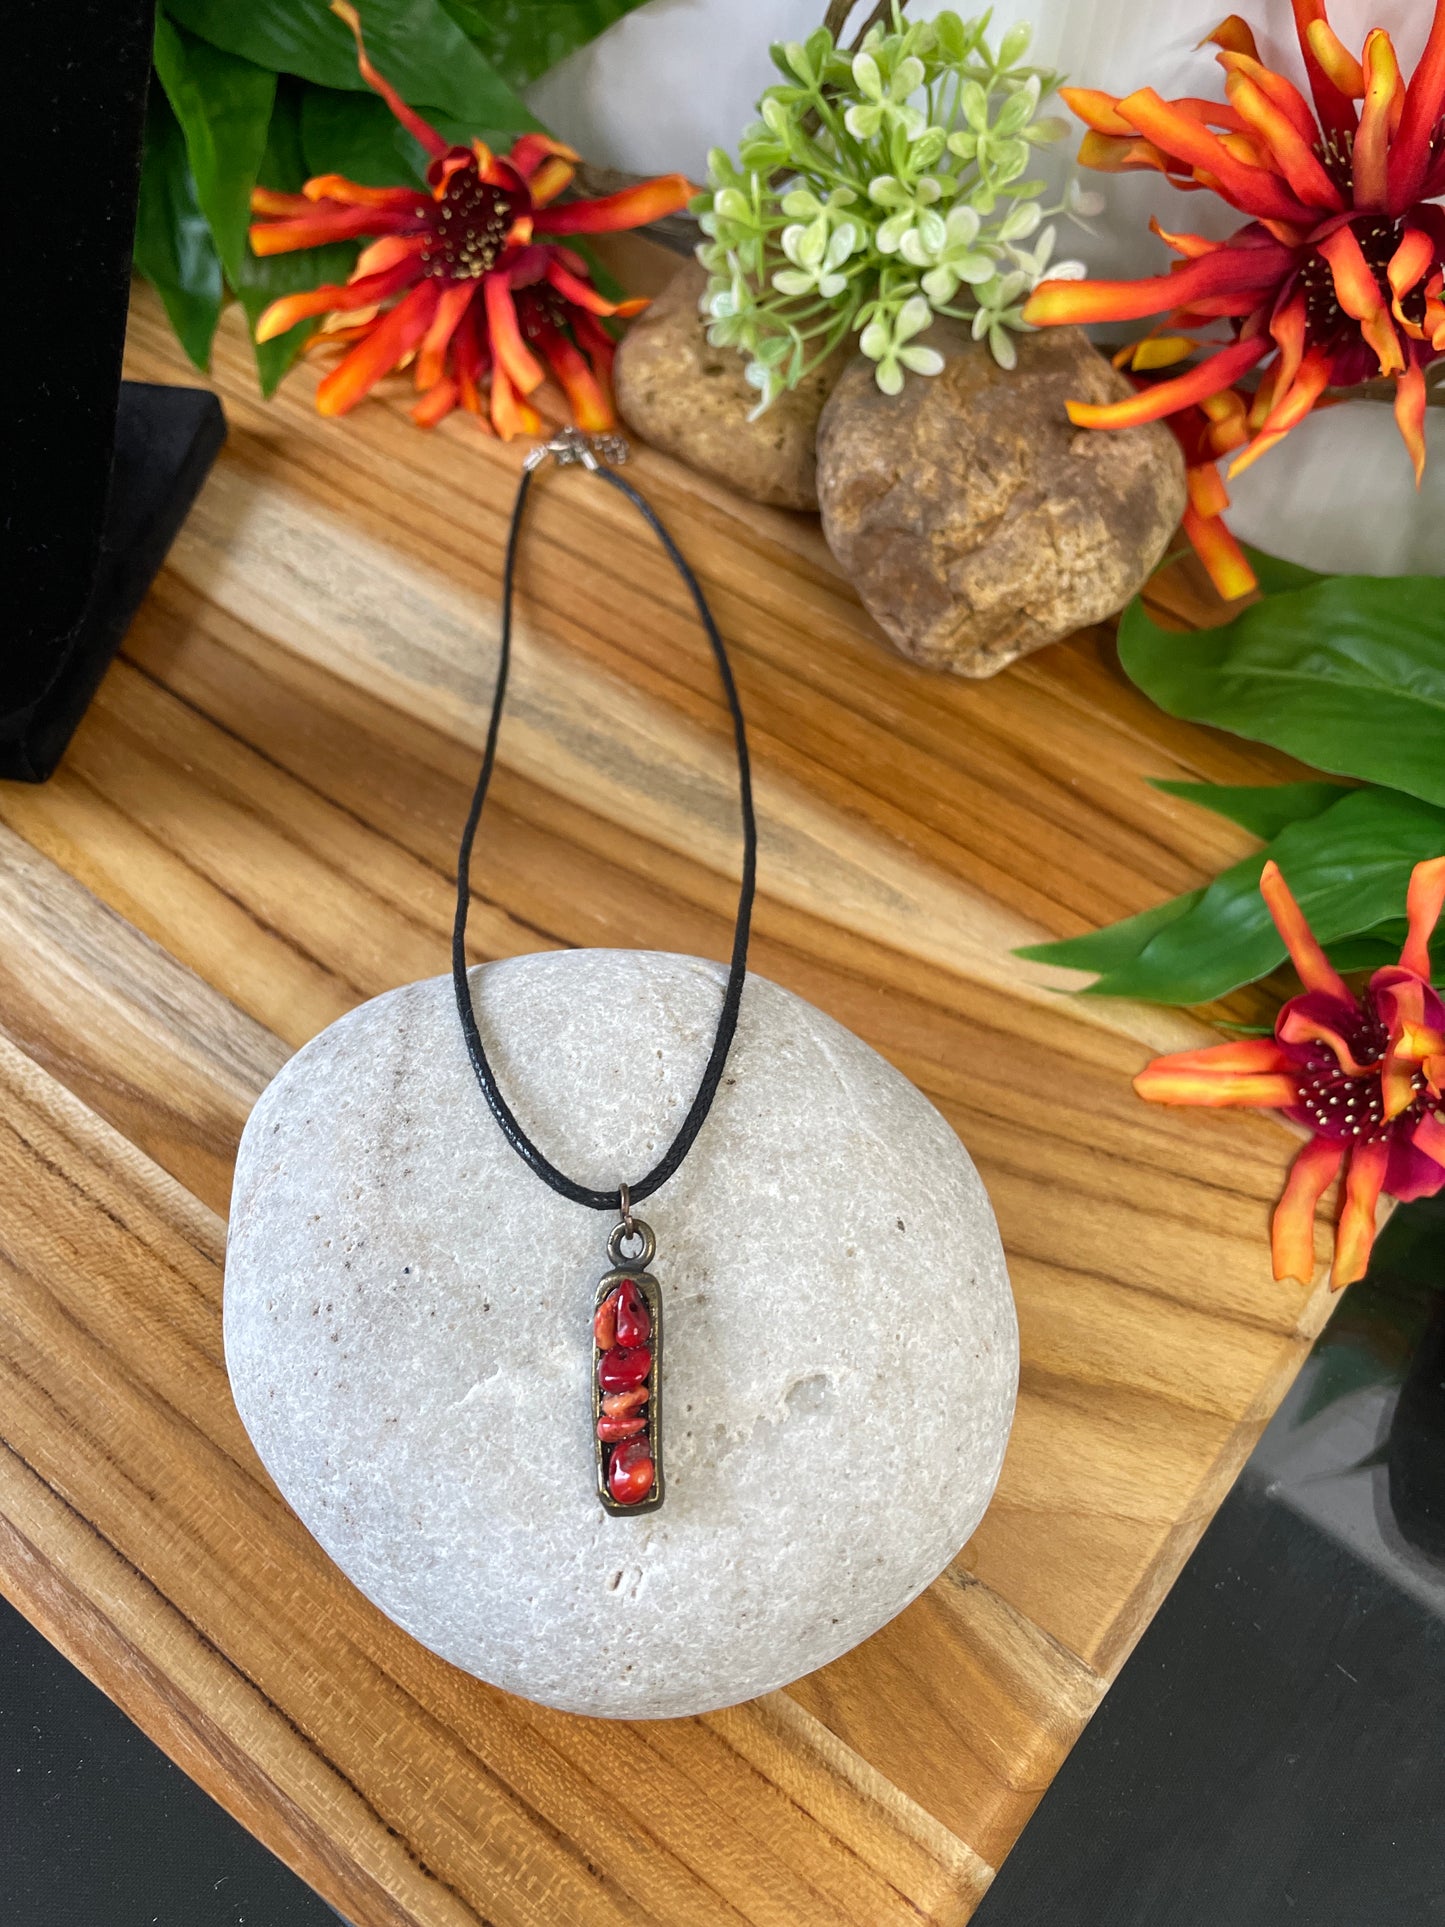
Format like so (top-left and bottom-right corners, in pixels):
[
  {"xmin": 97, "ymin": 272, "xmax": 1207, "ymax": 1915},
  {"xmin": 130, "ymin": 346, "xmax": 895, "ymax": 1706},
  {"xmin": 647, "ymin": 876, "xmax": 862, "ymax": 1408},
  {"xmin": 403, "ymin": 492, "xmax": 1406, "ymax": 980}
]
[
  {"xmin": 1260, "ymin": 859, "xmax": 1353, "ymax": 1002},
  {"xmin": 1132, "ymin": 1050, "xmax": 1298, "ymax": 1107},
  {"xmin": 1395, "ymin": 354, "xmax": 1428, "ymax": 484},
  {"xmin": 303, "ymin": 174, "xmax": 419, "ymax": 210},
  {"xmin": 1293, "ymin": 0, "xmax": 1364, "ymax": 134},
  {"xmin": 1024, "ymin": 243, "xmax": 1285, "ymax": 327},
  {"xmin": 411, "ymin": 377, "xmax": 459, "ymax": 427},
  {"xmin": 251, "ymin": 186, "xmax": 312, "ymax": 216},
  {"xmin": 1215, "ymin": 49, "xmax": 1319, "ymax": 147},
  {"xmin": 1223, "ymin": 70, "xmax": 1343, "ymax": 208},
  {"xmin": 528, "ymin": 158, "xmax": 575, "ymax": 207},
  {"xmin": 1181, "ymin": 501, "xmax": 1258, "ymax": 599},
  {"xmin": 483, "ymin": 273, "xmax": 546, "ymax": 393},
  {"xmin": 541, "ymin": 257, "xmax": 646, "ymax": 318},
  {"xmin": 354, "ymin": 234, "xmax": 426, "ymax": 278},
  {"xmin": 1332, "ymin": 1135, "xmax": 1390, "ymax": 1287},
  {"xmin": 1303, "ymin": 18, "xmax": 1366, "ymax": 100},
  {"xmin": 1116, "ymin": 87, "xmax": 1317, "ymax": 222},
  {"xmin": 1201, "ymin": 386, "xmax": 1251, "ymax": 451},
  {"xmin": 1066, "ymin": 334, "xmax": 1268, "ymax": 430},
  {"xmin": 570, "ymin": 310, "xmax": 618, "ymax": 382},
  {"xmin": 1229, "ymin": 344, "xmax": 1332, "ymax": 475},
  {"xmin": 1317, "ymin": 224, "xmax": 1406, "ymax": 375},
  {"xmin": 330, "ymin": 0, "xmax": 447, "ymax": 159},
  {"xmin": 415, "ymin": 281, "xmax": 475, "ymax": 391},
  {"xmin": 254, "ymin": 259, "xmax": 420, "ymax": 341},
  {"xmin": 1148, "ymin": 218, "xmax": 1223, "ymax": 260},
  {"xmin": 508, "ymin": 133, "xmax": 580, "ymax": 203},
  {"xmin": 1059, "ymin": 86, "xmax": 1135, "ymax": 135},
  {"xmin": 1398, "ymin": 855, "xmax": 1445, "ymax": 979},
  {"xmin": 1353, "ymin": 30, "xmax": 1405, "ymax": 211},
  {"xmin": 1270, "ymin": 290, "xmax": 1307, "ymax": 398},
  {"xmin": 531, "ymin": 319, "xmax": 615, "ymax": 432},
  {"xmin": 250, "ymin": 201, "xmax": 413, "ymax": 255},
  {"xmin": 489, "ymin": 361, "xmax": 542, "ymax": 440},
  {"xmin": 1143, "ymin": 1036, "xmax": 1295, "ymax": 1078},
  {"xmin": 1388, "ymin": 0, "xmax": 1445, "ymax": 209},
  {"xmin": 1077, "ymin": 131, "xmax": 1186, "ymax": 177},
  {"xmin": 1123, "ymin": 335, "xmax": 1199, "ymax": 371},
  {"xmin": 315, "ymin": 280, "xmax": 441, "ymax": 416},
  {"xmin": 1186, "ymin": 459, "xmax": 1230, "ymax": 516},
  {"xmin": 533, "ymin": 174, "xmax": 693, "ymax": 234},
  {"xmin": 1413, "ymin": 1109, "xmax": 1445, "ymax": 1171},
  {"xmin": 1425, "ymin": 272, "xmax": 1445, "ymax": 349},
  {"xmin": 1388, "ymin": 227, "xmax": 1436, "ymax": 337},
  {"xmin": 1271, "ymin": 1134, "xmax": 1343, "ymax": 1285},
  {"xmin": 1277, "ymin": 1001, "xmax": 1383, "ymax": 1077},
  {"xmin": 510, "ymin": 132, "xmax": 579, "ymax": 173},
  {"xmin": 1205, "ymin": 15, "xmax": 1262, "ymax": 61}
]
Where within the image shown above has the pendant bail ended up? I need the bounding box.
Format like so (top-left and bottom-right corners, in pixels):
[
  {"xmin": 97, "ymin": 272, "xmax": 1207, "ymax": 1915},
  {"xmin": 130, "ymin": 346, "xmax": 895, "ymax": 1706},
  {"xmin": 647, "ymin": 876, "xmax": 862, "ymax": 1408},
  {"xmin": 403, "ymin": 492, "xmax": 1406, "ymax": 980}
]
[{"xmin": 607, "ymin": 1197, "xmax": 656, "ymax": 1271}]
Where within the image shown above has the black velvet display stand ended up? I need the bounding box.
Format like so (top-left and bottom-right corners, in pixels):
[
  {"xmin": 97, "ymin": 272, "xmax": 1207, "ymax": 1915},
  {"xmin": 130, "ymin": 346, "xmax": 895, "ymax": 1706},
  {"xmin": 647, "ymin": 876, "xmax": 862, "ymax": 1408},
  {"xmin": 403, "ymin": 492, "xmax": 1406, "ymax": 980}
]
[{"xmin": 5, "ymin": 0, "xmax": 224, "ymax": 783}]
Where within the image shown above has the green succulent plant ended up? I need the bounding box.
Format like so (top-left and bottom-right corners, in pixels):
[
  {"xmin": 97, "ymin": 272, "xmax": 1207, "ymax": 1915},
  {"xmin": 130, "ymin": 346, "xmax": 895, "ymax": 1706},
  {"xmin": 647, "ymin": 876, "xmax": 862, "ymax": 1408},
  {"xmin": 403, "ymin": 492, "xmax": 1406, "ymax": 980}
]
[{"xmin": 693, "ymin": 8, "xmax": 1092, "ymax": 409}]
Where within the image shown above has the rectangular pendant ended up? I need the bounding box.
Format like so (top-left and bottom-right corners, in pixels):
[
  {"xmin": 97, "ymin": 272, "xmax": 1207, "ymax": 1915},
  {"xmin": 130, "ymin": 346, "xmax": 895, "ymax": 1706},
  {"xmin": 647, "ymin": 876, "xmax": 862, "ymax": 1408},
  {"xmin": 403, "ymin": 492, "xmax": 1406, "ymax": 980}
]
[{"xmin": 592, "ymin": 1265, "xmax": 663, "ymax": 1514}]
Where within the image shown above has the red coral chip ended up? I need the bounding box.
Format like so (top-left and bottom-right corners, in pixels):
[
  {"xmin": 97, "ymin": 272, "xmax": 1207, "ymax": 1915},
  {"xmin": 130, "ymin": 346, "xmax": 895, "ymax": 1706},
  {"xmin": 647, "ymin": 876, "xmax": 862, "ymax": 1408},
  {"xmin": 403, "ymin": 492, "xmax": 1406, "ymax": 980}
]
[
  {"xmin": 608, "ymin": 1436, "xmax": 655, "ymax": 1504},
  {"xmin": 596, "ymin": 1413, "xmax": 647, "ymax": 1441},
  {"xmin": 598, "ymin": 1345, "xmax": 651, "ymax": 1391}
]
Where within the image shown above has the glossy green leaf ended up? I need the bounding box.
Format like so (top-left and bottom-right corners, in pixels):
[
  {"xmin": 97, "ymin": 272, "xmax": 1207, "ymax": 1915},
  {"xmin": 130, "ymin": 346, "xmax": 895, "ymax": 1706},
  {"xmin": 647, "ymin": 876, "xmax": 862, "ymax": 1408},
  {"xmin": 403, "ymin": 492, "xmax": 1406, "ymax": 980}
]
[
  {"xmin": 1018, "ymin": 780, "xmax": 1346, "ymax": 978},
  {"xmin": 1118, "ymin": 574, "xmax": 1445, "ymax": 808},
  {"xmin": 153, "ymin": 13, "xmax": 275, "ymax": 282},
  {"xmin": 1150, "ymin": 779, "xmax": 1349, "ymax": 841},
  {"xmin": 1086, "ymin": 787, "xmax": 1445, "ymax": 1003},
  {"xmin": 1324, "ymin": 921, "xmax": 1410, "ymax": 975},
  {"xmin": 1016, "ymin": 888, "xmax": 1204, "ymax": 975},
  {"xmin": 134, "ymin": 88, "xmax": 224, "ymax": 371},
  {"xmin": 163, "ymin": 0, "xmax": 538, "ymax": 134},
  {"xmin": 298, "ymin": 86, "xmax": 475, "ymax": 186},
  {"xmin": 232, "ymin": 81, "xmax": 359, "ymax": 396},
  {"xmin": 437, "ymin": 0, "xmax": 652, "ymax": 87}
]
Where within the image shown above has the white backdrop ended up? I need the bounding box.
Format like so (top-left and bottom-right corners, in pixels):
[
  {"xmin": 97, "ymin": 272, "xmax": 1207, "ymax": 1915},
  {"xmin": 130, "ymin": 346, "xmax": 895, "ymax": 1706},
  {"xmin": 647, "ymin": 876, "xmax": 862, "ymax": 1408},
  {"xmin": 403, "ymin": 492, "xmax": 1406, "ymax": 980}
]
[{"xmin": 528, "ymin": 1, "xmax": 1444, "ymax": 573}]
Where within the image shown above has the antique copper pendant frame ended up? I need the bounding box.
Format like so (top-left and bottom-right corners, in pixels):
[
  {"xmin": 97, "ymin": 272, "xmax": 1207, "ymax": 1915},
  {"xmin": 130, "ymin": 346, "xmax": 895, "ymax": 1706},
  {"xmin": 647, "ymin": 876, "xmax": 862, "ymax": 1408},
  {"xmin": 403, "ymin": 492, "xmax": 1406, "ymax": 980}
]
[{"xmin": 592, "ymin": 1213, "xmax": 664, "ymax": 1514}]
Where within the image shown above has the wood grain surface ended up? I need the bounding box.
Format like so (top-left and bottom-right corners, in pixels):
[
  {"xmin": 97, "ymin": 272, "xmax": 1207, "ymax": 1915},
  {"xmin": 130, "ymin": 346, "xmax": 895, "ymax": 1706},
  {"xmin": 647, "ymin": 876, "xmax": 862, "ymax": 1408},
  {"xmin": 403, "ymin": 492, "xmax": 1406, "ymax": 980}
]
[{"xmin": 0, "ymin": 272, "xmax": 1339, "ymax": 1925}]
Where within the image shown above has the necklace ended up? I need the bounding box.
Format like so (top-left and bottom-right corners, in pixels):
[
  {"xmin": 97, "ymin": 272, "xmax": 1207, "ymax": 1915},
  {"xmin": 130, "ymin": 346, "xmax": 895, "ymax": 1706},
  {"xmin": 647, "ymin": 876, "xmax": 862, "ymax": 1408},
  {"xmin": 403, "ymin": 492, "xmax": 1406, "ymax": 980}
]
[{"xmin": 451, "ymin": 427, "xmax": 757, "ymax": 1514}]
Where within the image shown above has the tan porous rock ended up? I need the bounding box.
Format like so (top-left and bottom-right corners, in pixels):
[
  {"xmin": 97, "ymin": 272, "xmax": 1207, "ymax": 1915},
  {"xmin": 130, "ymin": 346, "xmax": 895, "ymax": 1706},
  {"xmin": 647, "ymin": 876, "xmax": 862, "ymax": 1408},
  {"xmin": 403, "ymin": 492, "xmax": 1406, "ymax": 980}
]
[
  {"xmin": 614, "ymin": 260, "xmax": 846, "ymax": 510},
  {"xmin": 816, "ymin": 322, "xmax": 1187, "ymax": 677}
]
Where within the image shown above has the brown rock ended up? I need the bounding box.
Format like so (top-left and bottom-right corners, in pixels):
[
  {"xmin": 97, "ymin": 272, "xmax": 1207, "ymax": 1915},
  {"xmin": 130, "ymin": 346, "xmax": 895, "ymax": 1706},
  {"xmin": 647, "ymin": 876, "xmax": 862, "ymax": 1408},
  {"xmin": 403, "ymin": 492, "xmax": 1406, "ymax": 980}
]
[
  {"xmin": 614, "ymin": 260, "xmax": 847, "ymax": 510},
  {"xmin": 815, "ymin": 322, "xmax": 1187, "ymax": 677}
]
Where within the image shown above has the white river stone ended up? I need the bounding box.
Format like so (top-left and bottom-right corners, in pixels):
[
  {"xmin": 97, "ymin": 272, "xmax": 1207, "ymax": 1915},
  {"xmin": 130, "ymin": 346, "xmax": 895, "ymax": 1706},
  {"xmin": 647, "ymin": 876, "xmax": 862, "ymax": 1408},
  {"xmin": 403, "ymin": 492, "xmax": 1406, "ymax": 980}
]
[{"xmin": 225, "ymin": 950, "xmax": 1017, "ymax": 1719}]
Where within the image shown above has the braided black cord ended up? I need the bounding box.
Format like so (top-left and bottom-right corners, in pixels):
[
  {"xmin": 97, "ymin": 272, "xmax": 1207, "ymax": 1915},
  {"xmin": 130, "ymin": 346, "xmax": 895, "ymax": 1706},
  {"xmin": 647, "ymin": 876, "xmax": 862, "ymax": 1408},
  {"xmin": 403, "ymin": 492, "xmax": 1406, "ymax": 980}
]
[{"xmin": 451, "ymin": 455, "xmax": 757, "ymax": 1211}]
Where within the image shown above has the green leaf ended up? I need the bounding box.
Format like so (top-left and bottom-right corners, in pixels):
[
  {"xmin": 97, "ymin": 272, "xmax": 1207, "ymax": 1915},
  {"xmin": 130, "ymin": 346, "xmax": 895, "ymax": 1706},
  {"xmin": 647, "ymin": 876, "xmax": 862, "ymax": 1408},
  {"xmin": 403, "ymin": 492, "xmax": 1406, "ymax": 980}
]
[
  {"xmin": 134, "ymin": 87, "xmax": 224, "ymax": 371},
  {"xmin": 1239, "ymin": 546, "xmax": 1325, "ymax": 597},
  {"xmin": 232, "ymin": 81, "xmax": 359, "ymax": 396},
  {"xmin": 1016, "ymin": 888, "xmax": 1205, "ymax": 976},
  {"xmin": 298, "ymin": 85, "xmax": 475, "ymax": 186},
  {"xmin": 163, "ymin": 0, "xmax": 538, "ymax": 134},
  {"xmin": 1324, "ymin": 921, "xmax": 1410, "ymax": 975},
  {"xmin": 1018, "ymin": 781, "xmax": 1346, "ymax": 979},
  {"xmin": 436, "ymin": 0, "xmax": 653, "ymax": 88},
  {"xmin": 153, "ymin": 13, "xmax": 276, "ymax": 283},
  {"xmin": 1087, "ymin": 787, "xmax": 1445, "ymax": 1003},
  {"xmin": 1118, "ymin": 574, "xmax": 1445, "ymax": 808},
  {"xmin": 1150, "ymin": 779, "xmax": 1350, "ymax": 841}
]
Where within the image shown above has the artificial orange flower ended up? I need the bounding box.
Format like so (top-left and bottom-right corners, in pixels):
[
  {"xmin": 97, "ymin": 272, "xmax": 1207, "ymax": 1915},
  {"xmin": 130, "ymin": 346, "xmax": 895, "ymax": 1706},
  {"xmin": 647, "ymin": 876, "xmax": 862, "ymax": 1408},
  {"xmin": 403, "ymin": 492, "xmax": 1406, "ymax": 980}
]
[
  {"xmin": 1025, "ymin": 3, "xmax": 1445, "ymax": 597},
  {"xmin": 1136, "ymin": 856, "xmax": 1445, "ymax": 1289},
  {"xmin": 248, "ymin": 2, "xmax": 691, "ymax": 437}
]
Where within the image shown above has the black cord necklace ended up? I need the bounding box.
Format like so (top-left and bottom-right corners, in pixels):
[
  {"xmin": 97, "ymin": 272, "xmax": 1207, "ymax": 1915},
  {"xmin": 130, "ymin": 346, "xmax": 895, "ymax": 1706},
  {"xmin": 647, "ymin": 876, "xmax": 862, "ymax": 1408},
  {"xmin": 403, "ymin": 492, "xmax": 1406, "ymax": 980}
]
[{"xmin": 451, "ymin": 426, "xmax": 757, "ymax": 1512}]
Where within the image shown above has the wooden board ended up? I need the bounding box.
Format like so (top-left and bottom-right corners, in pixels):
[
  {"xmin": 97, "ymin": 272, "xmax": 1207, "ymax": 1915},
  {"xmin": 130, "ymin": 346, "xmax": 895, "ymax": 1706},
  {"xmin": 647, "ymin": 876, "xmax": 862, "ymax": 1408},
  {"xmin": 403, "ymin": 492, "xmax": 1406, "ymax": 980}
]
[{"xmin": 0, "ymin": 276, "xmax": 1338, "ymax": 1925}]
